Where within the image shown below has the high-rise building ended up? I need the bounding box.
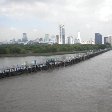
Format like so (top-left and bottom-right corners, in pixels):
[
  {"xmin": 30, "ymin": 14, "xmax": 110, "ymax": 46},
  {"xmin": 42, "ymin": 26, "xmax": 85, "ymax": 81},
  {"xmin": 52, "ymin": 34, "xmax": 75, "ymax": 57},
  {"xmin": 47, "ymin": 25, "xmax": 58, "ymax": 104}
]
[
  {"xmin": 67, "ymin": 36, "xmax": 74, "ymax": 44},
  {"xmin": 62, "ymin": 27, "xmax": 65, "ymax": 44},
  {"xmin": 67, "ymin": 37, "xmax": 71, "ymax": 44},
  {"xmin": 22, "ymin": 33, "xmax": 28, "ymax": 42},
  {"xmin": 44, "ymin": 34, "xmax": 49, "ymax": 43},
  {"xmin": 59, "ymin": 25, "xmax": 62, "ymax": 44},
  {"xmin": 95, "ymin": 33, "xmax": 102, "ymax": 44},
  {"xmin": 77, "ymin": 32, "xmax": 81, "ymax": 43},
  {"xmin": 74, "ymin": 32, "xmax": 82, "ymax": 44},
  {"xmin": 104, "ymin": 37, "xmax": 108, "ymax": 44},
  {"xmin": 59, "ymin": 25, "xmax": 65, "ymax": 44},
  {"xmin": 108, "ymin": 36, "xmax": 112, "ymax": 46},
  {"xmin": 50, "ymin": 35, "xmax": 56, "ymax": 44},
  {"xmin": 56, "ymin": 35, "xmax": 59, "ymax": 44}
]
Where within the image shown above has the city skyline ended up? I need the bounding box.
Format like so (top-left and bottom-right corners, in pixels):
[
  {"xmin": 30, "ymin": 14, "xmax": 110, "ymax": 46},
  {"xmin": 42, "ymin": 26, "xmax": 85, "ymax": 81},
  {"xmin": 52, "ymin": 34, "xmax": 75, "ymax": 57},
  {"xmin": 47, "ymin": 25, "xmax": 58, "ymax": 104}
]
[{"xmin": 0, "ymin": 0, "xmax": 112, "ymax": 41}]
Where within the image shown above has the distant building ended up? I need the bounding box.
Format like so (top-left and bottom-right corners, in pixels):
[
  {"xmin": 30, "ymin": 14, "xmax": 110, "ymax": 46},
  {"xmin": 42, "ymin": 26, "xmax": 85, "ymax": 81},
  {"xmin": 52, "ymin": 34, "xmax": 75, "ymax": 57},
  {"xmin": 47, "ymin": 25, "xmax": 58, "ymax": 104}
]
[
  {"xmin": 74, "ymin": 38, "xmax": 79, "ymax": 44},
  {"xmin": 77, "ymin": 32, "xmax": 81, "ymax": 43},
  {"xmin": 59, "ymin": 25, "xmax": 62, "ymax": 44},
  {"xmin": 10, "ymin": 38, "xmax": 17, "ymax": 44},
  {"xmin": 50, "ymin": 35, "xmax": 56, "ymax": 43},
  {"xmin": 39, "ymin": 38, "xmax": 43, "ymax": 43},
  {"xmin": 67, "ymin": 37, "xmax": 71, "ymax": 44},
  {"xmin": 81, "ymin": 40, "xmax": 86, "ymax": 44},
  {"xmin": 74, "ymin": 32, "xmax": 82, "ymax": 44},
  {"xmin": 81, "ymin": 40, "xmax": 95, "ymax": 44},
  {"xmin": 22, "ymin": 33, "xmax": 28, "ymax": 42},
  {"xmin": 95, "ymin": 33, "xmax": 102, "ymax": 44},
  {"xmin": 74, "ymin": 38, "xmax": 81, "ymax": 44},
  {"xmin": 56, "ymin": 35, "xmax": 60, "ymax": 44},
  {"xmin": 67, "ymin": 36, "xmax": 74, "ymax": 44},
  {"xmin": 104, "ymin": 37, "xmax": 108, "ymax": 44},
  {"xmin": 17, "ymin": 39, "xmax": 22, "ymax": 42},
  {"xmin": 44, "ymin": 34, "xmax": 49, "ymax": 43},
  {"xmin": 59, "ymin": 25, "xmax": 65, "ymax": 44},
  {"xmin": 108, "ymin": 36, "xmax": 112, "ymax": 46},
  {"xmin": 62, "ymin": 27, "xmax": 65, "ymax": 44},
  {"xmin": 27, "ymin": 40, "xmax": 35, "ymax": 45}
]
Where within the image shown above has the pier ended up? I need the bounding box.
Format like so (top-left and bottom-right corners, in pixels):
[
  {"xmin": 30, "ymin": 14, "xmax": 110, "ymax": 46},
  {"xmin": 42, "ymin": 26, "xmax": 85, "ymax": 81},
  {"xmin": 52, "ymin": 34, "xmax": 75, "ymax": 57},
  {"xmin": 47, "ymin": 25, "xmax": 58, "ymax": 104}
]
[{"xmin": 0, "ymin": 49, "xmax": 110, "ymax": 79}]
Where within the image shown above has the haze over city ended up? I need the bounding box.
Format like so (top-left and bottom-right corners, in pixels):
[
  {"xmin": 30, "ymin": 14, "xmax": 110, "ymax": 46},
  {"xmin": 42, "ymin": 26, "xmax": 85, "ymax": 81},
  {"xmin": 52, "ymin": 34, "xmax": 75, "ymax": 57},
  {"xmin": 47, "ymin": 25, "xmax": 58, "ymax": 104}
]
[{"xmin": 0, "ymin": 0, "xmax": 112, "ymax": 41}]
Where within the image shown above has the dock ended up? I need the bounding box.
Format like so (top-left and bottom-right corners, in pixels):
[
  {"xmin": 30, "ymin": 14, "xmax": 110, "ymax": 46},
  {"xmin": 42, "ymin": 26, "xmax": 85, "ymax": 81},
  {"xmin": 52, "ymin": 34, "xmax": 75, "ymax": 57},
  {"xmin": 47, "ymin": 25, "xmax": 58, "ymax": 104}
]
[{"xmin": 0, "ymin": 49, "xmax": 110, "ymax": 79}]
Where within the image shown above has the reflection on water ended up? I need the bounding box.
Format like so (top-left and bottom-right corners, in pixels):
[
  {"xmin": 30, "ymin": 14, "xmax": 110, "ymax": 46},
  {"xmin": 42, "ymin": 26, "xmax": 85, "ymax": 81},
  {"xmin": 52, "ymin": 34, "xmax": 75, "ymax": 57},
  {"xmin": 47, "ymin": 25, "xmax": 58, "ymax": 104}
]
[{"xmin": 0, "ymin": 51, "xmax": 112, "ymax": 112}]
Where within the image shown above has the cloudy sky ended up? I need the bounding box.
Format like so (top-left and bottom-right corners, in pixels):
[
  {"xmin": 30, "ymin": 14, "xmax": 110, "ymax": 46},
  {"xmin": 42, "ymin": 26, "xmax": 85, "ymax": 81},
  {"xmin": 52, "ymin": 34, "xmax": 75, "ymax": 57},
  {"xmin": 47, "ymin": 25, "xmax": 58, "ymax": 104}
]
[{"xmin": 0, "ymin": 0, "xmax": 112, "ymax": 41}]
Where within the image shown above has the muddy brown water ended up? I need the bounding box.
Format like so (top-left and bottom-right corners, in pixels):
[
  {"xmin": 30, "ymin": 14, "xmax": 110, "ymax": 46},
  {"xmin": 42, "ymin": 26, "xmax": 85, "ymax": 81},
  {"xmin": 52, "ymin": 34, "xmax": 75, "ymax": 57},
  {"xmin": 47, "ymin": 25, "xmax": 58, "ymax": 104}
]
[{"xmin": 0, "ymin": 51, "xmax": 112, "ymax": 112}]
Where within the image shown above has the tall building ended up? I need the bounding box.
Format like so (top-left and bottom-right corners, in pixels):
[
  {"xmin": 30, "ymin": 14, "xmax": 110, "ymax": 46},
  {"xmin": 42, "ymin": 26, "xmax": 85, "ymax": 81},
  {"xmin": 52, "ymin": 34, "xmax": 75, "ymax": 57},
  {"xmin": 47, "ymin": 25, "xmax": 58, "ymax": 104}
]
[
  {"xmin": 44, "ymin": 34, "xmax": 49, "ymax": 43},
  {"xmin": 77, "ymin": 32, "xmax": 81, "ymax": 43},
  {"xmin": 95, "ymin": 33, "xmax": 102, "ymax": 44},
  {"xmin": 104, "ymin": 37, "xmax": 108, "ymax": 44},
  {"xmin": 108, "ymin": 36, "xmax": 112, "ymax": 46},
  {"xmin": 56, "ymin": 35, "xmax": 59, "ymax": 44},
  {"xmin": 74, "ymin": 32, "xmax": 82, "ymax": 44},
  {"xmin": 59, "ymin": 25, "xmax": 62, "ymax": 44},
  {"xmin": 50, "ymin": 35, "xmax": 56, "ymax": 44},
  {"xmin": 62, "ymin": 27, "xmax": 65, "ymax": 44},
  {"xmin": 67, "ymin": 37, "xmax": 71, "ymax": 44},
  {"xmin": 59, "ymin": 25, "xmax": 65, "ymax": 44},
  {"xmin": 22, "ymin": 33, "xmax": 28, "ymax": 42},
  {"xmin": 67, "ymin": 36, "xmax": 74, "ymax": 44}
]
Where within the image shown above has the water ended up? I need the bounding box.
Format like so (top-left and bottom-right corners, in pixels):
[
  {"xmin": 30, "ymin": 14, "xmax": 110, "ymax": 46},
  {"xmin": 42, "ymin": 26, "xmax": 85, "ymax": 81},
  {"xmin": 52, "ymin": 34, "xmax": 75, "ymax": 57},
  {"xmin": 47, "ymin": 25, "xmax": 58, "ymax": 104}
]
[
  {"xmin": 0, "ymin": 53, "xmax": 82, "ymax": 69},
  {"xmin": 0, "ymin": 51, "xmax": 112, "ymax": 112}
]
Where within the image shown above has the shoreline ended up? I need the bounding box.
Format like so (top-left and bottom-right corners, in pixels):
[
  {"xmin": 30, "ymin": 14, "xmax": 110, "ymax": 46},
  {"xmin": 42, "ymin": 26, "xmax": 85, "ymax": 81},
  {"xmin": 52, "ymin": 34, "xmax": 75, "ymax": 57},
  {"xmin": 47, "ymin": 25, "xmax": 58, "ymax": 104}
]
[{"xmin": 0, "ymin": 51, "xmax": 88, "ymax": 57}]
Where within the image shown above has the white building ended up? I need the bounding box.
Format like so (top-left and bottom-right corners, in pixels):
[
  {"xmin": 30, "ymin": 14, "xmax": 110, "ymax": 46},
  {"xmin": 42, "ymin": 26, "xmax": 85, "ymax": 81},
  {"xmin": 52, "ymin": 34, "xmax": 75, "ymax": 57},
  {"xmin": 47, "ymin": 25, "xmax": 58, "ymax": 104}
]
[
  {"xmin": 59, "ymin": 25, "xmax": 65, "ymax": 44},
  {"xmin": 56, "ymin": 35, "xmax": 60, "ymax": 44},
  {"xmin": 67, "ymin": 36, "xmax": 74, "ymax": 44},
  {"xmin": 77, "ymin": 32, "xmax": 81, "ymax": 43},
  {"xmin": 74, "ymin": 32, "xmax": 82, "ymax": 44},
  {"xmin": 44, "ymin": 34, "xmax": 49, "ymax": 43},
  {"xmin": 107, "ymin": 36, "xmax": 112, "ymax": 46}
]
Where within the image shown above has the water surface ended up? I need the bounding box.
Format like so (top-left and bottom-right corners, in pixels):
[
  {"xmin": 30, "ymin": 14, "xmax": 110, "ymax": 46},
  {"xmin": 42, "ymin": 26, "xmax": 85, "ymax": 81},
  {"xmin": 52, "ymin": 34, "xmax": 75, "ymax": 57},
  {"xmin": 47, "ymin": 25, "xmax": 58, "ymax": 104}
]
[{"xmin": 0, "ymin": 51, "xmax": 112, "ymax": 112}]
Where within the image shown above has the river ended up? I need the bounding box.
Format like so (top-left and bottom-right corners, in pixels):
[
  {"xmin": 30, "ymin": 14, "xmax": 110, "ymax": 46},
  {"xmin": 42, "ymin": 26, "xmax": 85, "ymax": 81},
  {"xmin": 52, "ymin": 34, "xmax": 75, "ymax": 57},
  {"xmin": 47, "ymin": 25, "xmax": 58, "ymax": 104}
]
[
  {"xmin": 0, "ymin": 53, "xmax": 82, "ymax": 69},
  {"xmin": 0, "ymin": 51, "xmax": 112, "ymax": 112}
]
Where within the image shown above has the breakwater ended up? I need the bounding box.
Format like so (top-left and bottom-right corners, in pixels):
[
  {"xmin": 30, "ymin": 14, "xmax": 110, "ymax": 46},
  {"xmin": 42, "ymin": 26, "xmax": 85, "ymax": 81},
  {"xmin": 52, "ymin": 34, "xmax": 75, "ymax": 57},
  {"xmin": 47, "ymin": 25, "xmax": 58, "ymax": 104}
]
[{"xmin": 0, "ymin": 49, "xmax": 110, "ymax": 79}]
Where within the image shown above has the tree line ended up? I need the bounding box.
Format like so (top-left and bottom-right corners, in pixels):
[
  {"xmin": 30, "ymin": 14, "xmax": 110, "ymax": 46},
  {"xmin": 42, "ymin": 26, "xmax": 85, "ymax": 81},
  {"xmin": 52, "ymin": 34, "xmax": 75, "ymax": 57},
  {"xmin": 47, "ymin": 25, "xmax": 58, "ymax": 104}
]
[{"xmin": 0, "ymin": 44, "xmax": 110, "ymax": 54}]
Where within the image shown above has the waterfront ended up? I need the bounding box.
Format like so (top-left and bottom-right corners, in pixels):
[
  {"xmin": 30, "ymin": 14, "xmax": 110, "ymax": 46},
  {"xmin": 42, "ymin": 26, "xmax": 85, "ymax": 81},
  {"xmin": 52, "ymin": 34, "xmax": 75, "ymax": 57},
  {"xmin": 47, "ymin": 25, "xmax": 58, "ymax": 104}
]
[
  {"xmin": 0, "ymin": 53, "xmax": 80, "ymax": 69},
  {"xmin": 0, "ymin": 50, "xmax": 112, "ymax": 112}
]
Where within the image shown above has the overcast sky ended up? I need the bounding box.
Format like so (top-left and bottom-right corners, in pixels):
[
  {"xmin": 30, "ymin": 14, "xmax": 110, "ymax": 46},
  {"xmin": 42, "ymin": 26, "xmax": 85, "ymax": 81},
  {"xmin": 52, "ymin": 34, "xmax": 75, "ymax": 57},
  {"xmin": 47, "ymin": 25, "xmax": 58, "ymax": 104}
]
[{"xmin": 0, "ymin": 0, "xmax": 112, "ymax": 41}]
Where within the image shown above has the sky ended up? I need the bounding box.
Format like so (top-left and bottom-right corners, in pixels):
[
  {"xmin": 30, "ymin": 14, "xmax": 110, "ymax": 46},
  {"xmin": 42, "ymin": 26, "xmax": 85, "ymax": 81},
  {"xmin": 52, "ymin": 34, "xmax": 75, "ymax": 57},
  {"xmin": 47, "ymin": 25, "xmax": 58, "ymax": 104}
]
[{"xmin": 0, "ymin": 0, "xmax": 112, "ymax": 41}]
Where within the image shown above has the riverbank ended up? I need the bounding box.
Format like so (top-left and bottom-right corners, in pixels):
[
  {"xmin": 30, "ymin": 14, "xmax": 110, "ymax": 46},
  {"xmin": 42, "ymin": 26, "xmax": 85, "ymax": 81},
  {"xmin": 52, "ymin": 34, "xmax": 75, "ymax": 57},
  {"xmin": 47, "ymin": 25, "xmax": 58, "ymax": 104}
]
[{"xmin": 0, "ymin": 44, "xmax": 110, "ymax": 57}]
